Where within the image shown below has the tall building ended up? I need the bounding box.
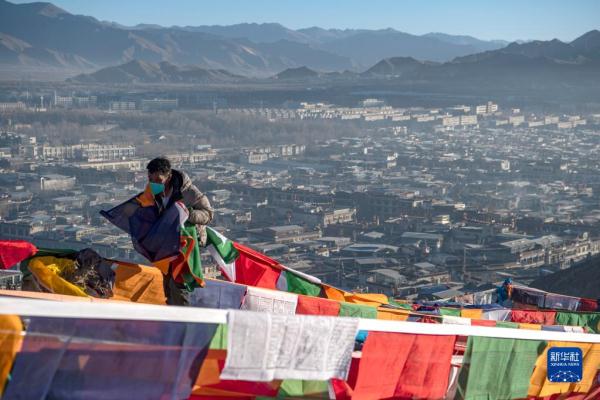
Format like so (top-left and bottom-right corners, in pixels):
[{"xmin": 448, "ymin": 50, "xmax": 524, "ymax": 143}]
[
  {"xmin": 486, "ymin": 101, "xmax": 499, "ymax": 113},
  {"xmin": 475, "ymin": 101, "xmax": 498, "ymax": 114},
  {"xmin": 475, "ymin": 104, "xmax": 488, "ymax": 114}
]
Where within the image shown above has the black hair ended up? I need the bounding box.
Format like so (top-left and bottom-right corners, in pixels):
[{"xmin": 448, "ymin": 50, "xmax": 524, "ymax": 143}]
[{"xmin": 146, "ymin": 157, "xmax": 171, "ymax": 174}]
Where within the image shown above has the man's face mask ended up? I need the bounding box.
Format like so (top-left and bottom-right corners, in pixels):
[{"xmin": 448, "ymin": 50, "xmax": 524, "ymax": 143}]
[
  {"xmin": 148, "ymin": 172, "xmax": 170, "ymax": 195},
  {"xmin": 149, "ymin": 181, "xmax": 165, "ymax": 195}
]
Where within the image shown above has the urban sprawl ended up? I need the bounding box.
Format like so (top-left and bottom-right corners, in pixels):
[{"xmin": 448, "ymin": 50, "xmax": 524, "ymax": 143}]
[{"xmin": 2, "ymin": 94, "xmax": 600, "ymax": 301}]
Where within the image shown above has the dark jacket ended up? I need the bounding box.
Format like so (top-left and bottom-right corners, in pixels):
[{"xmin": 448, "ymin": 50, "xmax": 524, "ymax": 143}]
[{"xmin": 158, "ymin": 169, "xmax": 213, "ymax": 245}]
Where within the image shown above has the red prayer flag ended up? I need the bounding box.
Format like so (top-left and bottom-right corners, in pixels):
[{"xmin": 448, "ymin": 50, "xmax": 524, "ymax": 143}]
[
  {"xmin": 203, "ymin": 359, "xmax": 281, "ymax": 397},
  {"xmin": 330, "ymin": 380, "xmax": 353, "ymax": 400},
  {"xmin": 190, "ymin": 396, "xmax": 255, "ymax": 400},
  {"xmin": 232, "ymin": 243, "xmax": 281, "ymax": 289},
  {"xmin": 296, "ymin": 295, "xmax": 340, "ymax": 316},
  {"xmin": 511, "ymin": 310, "xmax": 556, "ymax": 325},
  {"xmin": 419, "ymin": 315, "xmax": 440, "ymax": 324},
  {"xmin": 352, "ymin": 332, "xmax": 456, "ymax": 400},
  {"xmin": 0, "ymin": 240, "xmax": 37, "ymax": 269},
  {"xmin": 330, "ymin": 357, "xmax": 360, "ymax": 400},
  {"xmin": 393, "ymin": 334, "xmax": 456, "ymax": 399},
  {"xmin": 471, "ymin": 319, "xmax": 497, "ymax": 327},
  {"xmin": 578, "ymin": 298, "xmax": 598, "ymax": 312}
]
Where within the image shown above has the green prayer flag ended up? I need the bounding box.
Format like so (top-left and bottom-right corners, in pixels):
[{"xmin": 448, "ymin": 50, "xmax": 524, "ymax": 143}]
[
  {"xmin": 209, "ymin": 324, "xmax": 228, "ymax": 350},
  {"xmin": 180, "ymin": 223, "xmax": 203, "ymax": 292},
  {"xmin": 555, "ymin": 311, "xmax": 600, "ymax": 333},
  {"xmin": 439, "ymin": 307, "xmax": 462, "ymax": 317},
  {"xmin": 277, "ymin": 380, "xmax": 329, "ymax": 398},
  {"xmin": 496, "ymin": 321, "xmax": 519, "ymax": 329},
  {"xmin": 455, "ymin": 336, "xmax": 546, "ymax": 400},
  {"xmin": 339, "ymin": 302, "xmax": 378, "ymax": 319},
  {"xmin": 206, "ymin": 226, "xmax": 239, "ymax": 263},
  {"xmin": 388, "ymin": 297, "xmax": 413, "ymax": 309},
  {"xmin": 285, "ymin": 271, "xmax": 322, "ymax": 297}
]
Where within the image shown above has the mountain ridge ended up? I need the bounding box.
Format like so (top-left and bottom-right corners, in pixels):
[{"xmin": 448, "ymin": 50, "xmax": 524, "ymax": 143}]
[
  {"xmin": 70, "ymin": 28, "xmax": 600, "ymax": 87},
  {"xmin": 0, "ymin": 0, "xmax": 514, "ymax": 76},
  {"xmin": 68, "ymin": 60, "xmax": 243, "ymax": 84}
]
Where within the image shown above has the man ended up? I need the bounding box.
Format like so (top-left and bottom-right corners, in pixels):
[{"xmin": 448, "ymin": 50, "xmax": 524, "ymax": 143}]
[
  {"xmin": 146, "ymin": 157, "xmax": 213, "ymax": 305},
  {"xmin": 496, "ymin": 277, "xmax": 513, "ymax": 306}
]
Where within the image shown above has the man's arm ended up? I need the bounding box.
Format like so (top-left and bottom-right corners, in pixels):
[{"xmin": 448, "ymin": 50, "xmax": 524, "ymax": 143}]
[{"xmin": 185, "ymin": 185, "xmax": 214, "ymax": 225}]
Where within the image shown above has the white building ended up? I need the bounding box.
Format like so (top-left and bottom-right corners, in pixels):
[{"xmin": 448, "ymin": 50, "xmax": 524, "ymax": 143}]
[
  {"xmin": 361, "ymin": 98, "xmax": 385, "ymax": 107},
  {"xmin": 509, "ymin": 115, "xmax": 525, "ymax": 126},
  {"xmin": 41, "ymin": 144, "xmax": 136, "ymax": 161},
  {"xmin": 475, "ymin": 105, "xmax": 488, "ymax": 114},
  {"xmin": 0, "ymin": 102, "xmax": 26, "ymax": 111},
  {"xmin": 475, "ymin": 101, "xmax": 498, "ymax": 114},
  {"xmin": 40, "ymin": 174, "xmax": 76, "ymax": 191},
  {"xmin": 141, "ymin": 99, "xmax": 178, "ymax": 111},
  {"xmin": 78, "ymin": 144, "xmax": 136, "ymax": 161},
  {"xmin": 54, "ymin": 95, "xmax": 73, "ymax": 108},
  {"xmin": 460, "ymin": 115, "xmax": 478, "ymax": 126},
  {"xmin": 248, "ymin": 153, "xmax": 269, "ymax": 164},
  {"xmin": 487, "ymin": 102, "xmax": 499, "ymax": 113},
  {"xmin": 109, "ymin": 101, "xmax": 136, "ymax": 112},
  {"xmin": 442, "ymin": 116, "xmax": 460, "ymax": 127}
]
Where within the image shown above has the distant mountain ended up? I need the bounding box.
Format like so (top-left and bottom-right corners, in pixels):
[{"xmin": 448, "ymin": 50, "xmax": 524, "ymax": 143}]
[
  {"xmin": 316, "ymin": 28, "xmax": 508, "ymax": 66},
  {"xmin": 296, "ymin": 28, "xmax": 507, "ymax": 64},
  {"xmin": 180, "ymin": 25, "xmax": 510, "ymax": 66},
  {"xmin": 252, "ymin": 40, "xmax": 355, "ymax": 71},
  {"xmin": 2, "ymin": 0, "xmax": 597, "ymax": 84},
  {"xmin": 452, "ymin": 33, "xmax": 600, "ymax": 66},
  {"xmin": 0, "ymin": 0, "xmax": 514, "ymax": 78},
  {"xmin": 181, "ymin": 23, "xmax": 310, "ymax": 44},
  {"xmin": 0, "ymin": 0, "xmax": 353, "ymax": 76},
  {"xmin": 423, "ymin": 32, "xmax": 508, "ymax": 49},
  {"xmin": 356, "ymin": 31, "xmax": 600, "ymax": 92},
  {"xmin": 0, "ymin": 32, "xmax": 95, "ymax": 68},
  {"xmin": 296, "ymin": 27, "xmax": 369, "ymax": 44},
  {"xmin": 483, "ymin": 39, "xmax": 581, "ymax": 62},
  {"xmin": 274, "ymin": 66, "xmax": 319, "ymax": 80},
  {"xmin": 570, "ymin": 29, "xmax": 600, "ymax": 58},
  {"xmin": 364, "ymin": 57, "xmax": 436, "ymax": 76},
  {"xmin": 69, "ymin": 60, "xmax": 242, "ymax": 84}
]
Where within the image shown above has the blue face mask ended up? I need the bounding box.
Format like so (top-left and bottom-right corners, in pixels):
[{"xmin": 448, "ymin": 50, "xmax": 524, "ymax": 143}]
[{"xmin": 149, "ymin": 182, "xmax": 165, "ymax": 195}]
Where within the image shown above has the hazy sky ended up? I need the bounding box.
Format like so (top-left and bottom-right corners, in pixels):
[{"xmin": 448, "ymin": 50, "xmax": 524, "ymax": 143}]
[{"xmin": 14, "ymin": 0, "xmax": 600, "ymax": 42}]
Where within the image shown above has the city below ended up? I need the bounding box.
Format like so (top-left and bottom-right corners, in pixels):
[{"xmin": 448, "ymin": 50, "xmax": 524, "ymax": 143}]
[{"xmin": 2, "ymin": 93, "xmax": 600, "ymax": 301}]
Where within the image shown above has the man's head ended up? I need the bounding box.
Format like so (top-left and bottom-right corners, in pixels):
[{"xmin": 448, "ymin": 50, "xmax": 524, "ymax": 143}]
[{"xmin": 147, "ymin": 157, "xmax": 172, "ymax": 195}]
